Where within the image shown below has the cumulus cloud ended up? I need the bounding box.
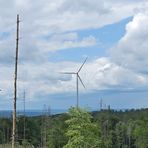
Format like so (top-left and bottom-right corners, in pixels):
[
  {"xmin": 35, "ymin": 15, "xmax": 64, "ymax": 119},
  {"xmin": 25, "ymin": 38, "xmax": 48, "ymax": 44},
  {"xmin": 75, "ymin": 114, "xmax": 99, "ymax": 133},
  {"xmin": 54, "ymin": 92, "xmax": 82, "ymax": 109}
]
[
  {"xmin": 0, "ymin": 0, "xmax": 147, "ymax": 65},
  {"xmin": 80, "ymin": 58, "xmax": 148, "ymax": 91},
  {"xmin": 111, "ymin": 11, "xmax": 148, "ymax": 73},
  {"xmin": 1, "ymin": 57, "xmax": 148, "ymax": 102}
]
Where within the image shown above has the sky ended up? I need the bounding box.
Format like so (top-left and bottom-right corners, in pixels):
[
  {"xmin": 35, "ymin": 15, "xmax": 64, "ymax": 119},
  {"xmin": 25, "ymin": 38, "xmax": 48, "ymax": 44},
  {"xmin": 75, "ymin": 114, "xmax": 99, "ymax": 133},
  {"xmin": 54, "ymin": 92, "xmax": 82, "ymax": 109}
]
[{"xmin": 1, "ymin": 0, "xmax": 148, "ymax": 110}]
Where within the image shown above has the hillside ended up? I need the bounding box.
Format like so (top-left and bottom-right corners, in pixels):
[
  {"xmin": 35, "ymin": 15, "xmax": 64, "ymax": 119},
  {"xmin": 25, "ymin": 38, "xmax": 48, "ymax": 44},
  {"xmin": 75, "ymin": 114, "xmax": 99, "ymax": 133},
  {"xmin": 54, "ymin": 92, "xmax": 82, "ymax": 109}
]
[{"xmin": 0, "ymin": 108, "xmax": 148, "ymax": 147}]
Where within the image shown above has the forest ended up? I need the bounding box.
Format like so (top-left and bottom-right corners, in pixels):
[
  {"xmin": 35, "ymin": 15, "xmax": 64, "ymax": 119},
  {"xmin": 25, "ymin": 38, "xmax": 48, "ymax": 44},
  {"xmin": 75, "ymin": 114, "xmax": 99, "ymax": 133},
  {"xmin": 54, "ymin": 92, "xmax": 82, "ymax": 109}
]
[{"xmin": 0, "ymin": 108, "xmax": 148, "ymax": 148}]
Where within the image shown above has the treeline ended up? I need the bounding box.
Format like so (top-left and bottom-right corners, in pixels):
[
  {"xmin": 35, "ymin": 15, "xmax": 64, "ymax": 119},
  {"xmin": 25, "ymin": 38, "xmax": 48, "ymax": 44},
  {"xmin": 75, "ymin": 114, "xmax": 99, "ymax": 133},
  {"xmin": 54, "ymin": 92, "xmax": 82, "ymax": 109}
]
[{"xmin": 0, "ymin": 108, "xmax": 148, "ymax": 147}]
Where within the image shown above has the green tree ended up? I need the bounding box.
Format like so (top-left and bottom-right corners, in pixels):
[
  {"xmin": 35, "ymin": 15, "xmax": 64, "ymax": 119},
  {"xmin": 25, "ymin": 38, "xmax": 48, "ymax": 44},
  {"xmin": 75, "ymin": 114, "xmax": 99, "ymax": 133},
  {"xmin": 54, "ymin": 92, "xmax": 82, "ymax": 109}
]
[
  {"xmin": 133, "ymin": 120, "xmax": 148, "ymax": 148},
  {"xmin": 64, "ymin": 107, "xmax": 101, "ymax": 148},
  {"xmin": 47, "ymin": 114, "xmax": 68, "ymax": 148},
  {"xmin": 115, "ymin": 121, "xmax": 127, "ymax": 148},
  {"xmin": 17, "ymin": 116, "xmax": 41, "ymax": 147}
]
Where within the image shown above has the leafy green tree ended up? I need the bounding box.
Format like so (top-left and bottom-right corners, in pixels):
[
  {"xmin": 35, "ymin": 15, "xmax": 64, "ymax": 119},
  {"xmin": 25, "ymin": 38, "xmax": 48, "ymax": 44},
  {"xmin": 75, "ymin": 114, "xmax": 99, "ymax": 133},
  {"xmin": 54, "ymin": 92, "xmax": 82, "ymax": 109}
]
[
  {"xmin": 133, "ymin": 120, "xmax": 148, "ymax": 148},
  {"xmin": 64, "ymin": 107, "xmax": 101, "ymax": 148},
  {"xmin": 47, "ymin": 114, "xmax": 68, "ymax": 148},
  {"xmin": 115, "ymin": 121, "xmax": 126, "ymax": 148},
  {"xmin": 17, "ymin": 116, "xmax": 41, "ymax": 147},
  {"xmin": 0, "ymin": 118, "xmax": 11, "ymax": 144}
]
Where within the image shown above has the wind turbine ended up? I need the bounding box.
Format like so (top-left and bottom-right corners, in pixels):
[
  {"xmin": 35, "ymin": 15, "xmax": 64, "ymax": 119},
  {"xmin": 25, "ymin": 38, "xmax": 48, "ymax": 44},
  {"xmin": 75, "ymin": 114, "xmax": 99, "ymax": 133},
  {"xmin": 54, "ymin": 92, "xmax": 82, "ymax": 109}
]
[{"xmin": 61, "ymin": 57, "xmax": 87, "ymax": 108}]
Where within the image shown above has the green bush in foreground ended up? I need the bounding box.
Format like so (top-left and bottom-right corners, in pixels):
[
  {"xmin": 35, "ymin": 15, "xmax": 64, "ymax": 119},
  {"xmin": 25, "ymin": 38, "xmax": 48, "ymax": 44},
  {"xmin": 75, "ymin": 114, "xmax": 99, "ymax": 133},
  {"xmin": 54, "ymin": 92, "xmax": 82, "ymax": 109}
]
[{"xmin": 64, "ymin": 107, "xmax": 102, "ymax": 148}]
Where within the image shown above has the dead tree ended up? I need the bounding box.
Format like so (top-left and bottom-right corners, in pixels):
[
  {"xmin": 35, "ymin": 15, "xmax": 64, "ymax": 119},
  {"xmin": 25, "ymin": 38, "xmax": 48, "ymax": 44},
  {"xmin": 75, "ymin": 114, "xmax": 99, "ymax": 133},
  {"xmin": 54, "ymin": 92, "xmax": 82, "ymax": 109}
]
[{"xmin": 12, "ymin": 14, "xmax": 20, "ymax": 148}]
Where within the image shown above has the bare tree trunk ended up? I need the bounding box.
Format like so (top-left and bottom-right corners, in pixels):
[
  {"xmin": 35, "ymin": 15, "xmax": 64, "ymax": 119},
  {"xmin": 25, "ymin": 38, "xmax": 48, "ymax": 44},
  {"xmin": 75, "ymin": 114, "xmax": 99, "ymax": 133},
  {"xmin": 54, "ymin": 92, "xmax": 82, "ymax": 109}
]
[{"xmin": 12, "ymin": 14, "xmax": 20, "ymax": 148}]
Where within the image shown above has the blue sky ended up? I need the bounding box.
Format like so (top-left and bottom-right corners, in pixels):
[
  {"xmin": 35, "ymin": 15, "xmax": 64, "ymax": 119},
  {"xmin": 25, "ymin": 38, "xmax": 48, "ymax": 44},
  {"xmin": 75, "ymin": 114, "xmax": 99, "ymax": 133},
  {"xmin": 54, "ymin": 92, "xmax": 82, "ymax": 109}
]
[
  {"xmin": 49, "ymin": 17, "xmax": 132, "ymax": 62},
  {"xmin": 0, "ymin": 0, "xmax": 148, "ymax": 110}
]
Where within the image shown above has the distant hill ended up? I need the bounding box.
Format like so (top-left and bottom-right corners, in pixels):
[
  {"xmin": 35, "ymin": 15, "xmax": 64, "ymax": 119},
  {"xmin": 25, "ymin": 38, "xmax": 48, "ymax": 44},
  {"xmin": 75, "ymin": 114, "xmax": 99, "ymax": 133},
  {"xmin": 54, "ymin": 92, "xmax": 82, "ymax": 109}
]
[{"xmin": 0, "ymin": 109, "xmax": 67, "ymax": 118}]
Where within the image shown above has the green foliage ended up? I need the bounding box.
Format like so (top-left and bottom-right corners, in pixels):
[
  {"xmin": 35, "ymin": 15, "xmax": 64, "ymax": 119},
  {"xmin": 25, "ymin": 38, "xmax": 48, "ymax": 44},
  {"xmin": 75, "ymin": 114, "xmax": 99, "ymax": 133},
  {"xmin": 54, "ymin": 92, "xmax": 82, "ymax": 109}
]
[
  {"xmin": 64, "ymin": 107, "xmax": 101, "ymax": 148},
  {"xmin": 133, "ymin": 120, "xmax": 148, "ymax": 148},
  {"xmin": 114, "ymin": 121, "xmax": 127, "ymax": 148},
  {"xmin": 0, "ymin": 118, "xmax": 11, "ymax": 144},
  {"xmin": 47, "ymin": 114, "xmax": 68, "ymax": 148},
  {"xmin": 0, "ymin": 108, "xmax": 148, "ymax": 147},
  {"xmin": 17, "ymin": 116, "xmax": 41, "ymax": 147}
]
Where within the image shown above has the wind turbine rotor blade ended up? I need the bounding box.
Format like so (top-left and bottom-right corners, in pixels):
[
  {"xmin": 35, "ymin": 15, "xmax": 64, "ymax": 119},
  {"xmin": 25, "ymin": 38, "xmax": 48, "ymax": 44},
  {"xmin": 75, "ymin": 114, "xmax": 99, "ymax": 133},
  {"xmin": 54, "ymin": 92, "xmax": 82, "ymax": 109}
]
[
  {"xmin": 60, "ymin": 72, "xmax": 76, "ymax": 74},
  {"xmin": 78, "ymin": 75, "xmax": 85, "ymax": 88},
  {"xmin": 78, "ymin": 57, "xmax": 88, "ymax": 73}
]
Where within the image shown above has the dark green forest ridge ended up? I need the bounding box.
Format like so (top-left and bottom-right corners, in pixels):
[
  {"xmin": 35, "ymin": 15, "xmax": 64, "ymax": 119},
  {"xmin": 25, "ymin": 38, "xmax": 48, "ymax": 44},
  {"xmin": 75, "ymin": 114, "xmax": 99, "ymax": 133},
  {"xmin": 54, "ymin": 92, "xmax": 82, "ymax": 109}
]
[{"xmin": 0, "ymin": 108, "xmax": 148, "ymax": 147}]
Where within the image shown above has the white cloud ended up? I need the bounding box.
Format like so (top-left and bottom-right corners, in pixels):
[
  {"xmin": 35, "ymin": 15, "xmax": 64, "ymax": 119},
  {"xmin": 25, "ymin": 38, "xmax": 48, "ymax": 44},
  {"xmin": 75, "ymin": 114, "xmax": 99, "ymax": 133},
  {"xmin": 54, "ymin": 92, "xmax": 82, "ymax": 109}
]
[
  {"xmin": 38, "ymin": 33, "xmax": 96, "ymax": 51},
  {"xmin": 111, "ymin": 11, "xmax": 148, "ymax": 73},
  {"xmin": 1, "ymin": 57, "xmax": 148, "ymax": 103},
  {"xmin": 0, "ymin": 0, "xmax": 147, "ymax": 65},
  {"xmin": 80, "ymin": 58, "xmax": 148, "ymax": 91}
]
